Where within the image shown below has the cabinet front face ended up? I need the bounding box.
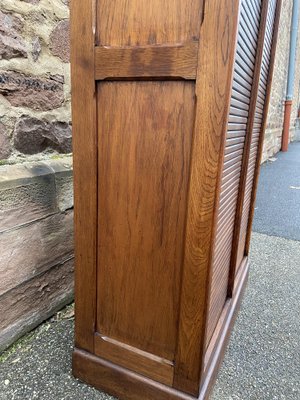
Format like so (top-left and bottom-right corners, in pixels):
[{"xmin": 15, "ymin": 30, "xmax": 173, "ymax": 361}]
[
  {"xmin": 95, "ymin": 0, "xmax": 203, "ymax": 386},
  {"xmin": 93, "ymin": 0, "xmax": 204, "ymax": 387}
]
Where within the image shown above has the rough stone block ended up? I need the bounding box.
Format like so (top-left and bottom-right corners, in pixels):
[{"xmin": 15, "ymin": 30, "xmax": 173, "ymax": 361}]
[
  {"xmin": 0, "ymin": 122, "xmax": 12, "ymax": 160},
  {"xmin": 31, "ymin": 37, "xmax": 41, "ymax": 62},
  {"xmin": 0, "ymin": 258, "xmax": 74, "ymax": 353},
  {"xmin": 0, "ymin": 10, "xmax": 27, "ymax": 60},
  {"xmin": 0, "ymin": 32, "xmax": 27, "ymax": 60},
  {"xmin": 0, "ymin": 10, "xmax": 24, "ymax": 34},
  {"xmin": 49, "ymin": 158, "xmax": 73, "ymax": 211},
  {"xmin": 0, "ymin": 158, "xmax": 73, "ymax": 231},
  {"xmin": 0, "ymin": 71, "xmax": 64, "ymax": 111},
  {"xmin": 0, "ymin": 210, "xmax": 74, "ymax": 296},
  {"xmin": 0, "ymin": 158, "xmax": 74, "ymax": 353},
  {"xmin": 13, "ymin": 116, "xmax": 72, "ymax": 154},
  {"xmin": 49, "ymin": 20, "xmax": 70, "ymax": 63}
]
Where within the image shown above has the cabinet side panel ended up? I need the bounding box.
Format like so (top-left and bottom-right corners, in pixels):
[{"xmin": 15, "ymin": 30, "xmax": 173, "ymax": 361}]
[
  {"xmin": 96, "ymin": 0, "xmax": 204, "ymax": 46},
  {"xmin": 96, "ymin": 81, "xmax": 195, "ymax": 361},
  {"xmin": 70, "ymin": 0, "xmax": 97, "ymax": 352},
  {"xmin": 206, "ymin": 0, "xmax": 262, "ymax": 345},
  {"xmin": 236, "ymin": 0, "xmax": 277, "ymax": 267}
]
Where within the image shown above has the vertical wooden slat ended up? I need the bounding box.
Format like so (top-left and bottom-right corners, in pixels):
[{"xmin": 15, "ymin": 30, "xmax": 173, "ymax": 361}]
[
  {"xmin": 228, "ymin": 0, "xmax": 270, "ymax": 294},
  {"xmin": 245, "ymin": 0, "xmax": 282, "ymax": 254},
  {"xmin": 173, "ymin": 0, "xmax": 240, "ymax": 395},
  {"xmin": 70, "ymin": 0, "xmax": 97, "ymax": 352}
]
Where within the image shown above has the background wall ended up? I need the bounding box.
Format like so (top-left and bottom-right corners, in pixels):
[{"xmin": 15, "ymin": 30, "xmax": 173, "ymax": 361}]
[
  {"xmin": 0, "ymin": 0, "xmax": 71, "ymax": 162},
  {"xmin": 263, "ymin": 0, "xmax": 300, "ymax": 161},
  {"xmin": 0, "ymin": 0, "xmax": 300, "ymax": 352}
]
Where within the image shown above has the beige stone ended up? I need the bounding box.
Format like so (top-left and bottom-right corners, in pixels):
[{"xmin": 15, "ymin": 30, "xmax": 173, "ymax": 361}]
[
  {"xmin": 0, "ymin": 157, "xmax": 73, "ymax": 231},
  {"xmin": 0, "ymin": 122, "xmax": 12, "ymax": 159},
  {"xmin": 0, "ymin": 258, "xmax": 74, "ymax": 353},
  {"xmin": 0, "ymin": 210, "xmax": 73, "ymax": 296}
]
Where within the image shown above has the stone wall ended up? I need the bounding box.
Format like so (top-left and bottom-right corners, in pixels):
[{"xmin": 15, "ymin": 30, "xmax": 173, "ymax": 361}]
[
  {"xmin": 0, "ymin": 158, "xmax": 73, "ymax": 352},
  {"xmin": 0, "ymin": 0, "xmax": 71, "ymax": 163},
  {"xmin": 263, "ymin": 1, "xmax": 300, "ymax": 161},
  {"xmin": 0, "ymin": 0, "xmax": 73, "ymax": 353}
]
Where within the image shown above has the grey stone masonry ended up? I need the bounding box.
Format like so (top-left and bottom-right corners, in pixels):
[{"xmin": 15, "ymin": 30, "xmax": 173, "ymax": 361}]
[{"xmin": 0, "ymin": 157, "xmax": 74, "ymax": 353}]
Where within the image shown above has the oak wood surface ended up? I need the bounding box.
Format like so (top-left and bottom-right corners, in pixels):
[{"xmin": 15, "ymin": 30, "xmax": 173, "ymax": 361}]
[
  {"xmin": 73, "ymin": 348, "xmax": 194, "ymax": 400},
  {"xmin": 73, "ymin": 258, "xmax": 249, "ymax": 400},
  {"xmin": 200, "ymin": 258, "xmax": 249, "ymax": 400},
  {"xmin": 96, "ymin": 0, "xmax": 204, "ymax": 46},
  {"xmin": 94, "ymin": 334, "xmax": 174, "ymax": 386},
  {"xmin": 173, "ymin": 0, "xmax": 241, "ymax": 395},
  {"xmin": 70, "ymin": 0, "xmax": 97, "ymax": 352},
  {"xmin": 71, "ymin": 0, "xmax": 281, "ymax": 397},
  {"xmin": 96, "ymin": 82, "xmax": 195, "ymax": 361},
  {"xmin": 94, "ymin": 43, "xmax": 198, "ymax": 80}
]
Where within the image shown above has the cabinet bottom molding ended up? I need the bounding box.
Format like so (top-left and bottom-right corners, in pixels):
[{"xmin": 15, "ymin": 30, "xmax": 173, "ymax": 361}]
[{"xmin": 73, "ymin": 259, "xmax": 249, "ymax": 400}]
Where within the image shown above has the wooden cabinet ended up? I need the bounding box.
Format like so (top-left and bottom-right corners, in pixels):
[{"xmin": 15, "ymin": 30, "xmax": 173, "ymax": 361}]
[{"xmin": 70, "ymin": 1, "xmax": 281, "ymax": 399}]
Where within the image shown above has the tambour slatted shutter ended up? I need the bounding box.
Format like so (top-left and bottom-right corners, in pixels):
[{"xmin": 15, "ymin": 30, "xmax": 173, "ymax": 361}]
[
  {"xmin": 236, "ymin": 0, "xmax": 278, "ymax": 268},
  {"xmin": 206, "ymin": 0, "xmax": 262, "ymax": 345}
]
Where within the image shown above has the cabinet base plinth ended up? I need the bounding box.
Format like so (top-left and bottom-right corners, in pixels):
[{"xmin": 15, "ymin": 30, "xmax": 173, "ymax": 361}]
[{"xmin": 73, "ymin": 259, "xmax": 249, "ymax": 400}]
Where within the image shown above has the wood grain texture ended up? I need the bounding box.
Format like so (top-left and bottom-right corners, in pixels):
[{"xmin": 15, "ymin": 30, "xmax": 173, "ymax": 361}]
[
  {"xmin": 200, "ymin": 257, "xmax": 249, "ymax": 400},
  {"xmin": 71, "ymin": 0, "xmax": 281, "ymax": 396},
  {"xmin": 173, "ymin": 0, "xmax": 241, "ymax": 395},
  {"xmin": 228, "ymin": 0, "xmax": 269, "ymax": 293},
  {"xmin": 245, "ymin": 0, "xmax": 282, "ymax": 254},
  {"xmin": 94, "ymin": 43, "xmax": 198, "ymax": 80},
  {"xmin": 96, "ymin": 82, "xmax": 195, "ymax": 361},
  {"xmin": 73, "ymin": 259, "xmax": 249, "ymax": 400},
  {"xmin": 96, "ymin": 0, "xmax": 204, "ymax": 46},
  {"xmin": 205, "ymin": 0, "xmax": 261, "ymax": 345},
  {"xmin": 94, "ymin": 334, "xmax": 174, "ymax": 386},
  {"xmin": 73, "ymin": 349, "xmax": 195, "ymax": 400},
  {"xmin": 70, "ymin": 0, "xmax": 97, "ymax": 352}
]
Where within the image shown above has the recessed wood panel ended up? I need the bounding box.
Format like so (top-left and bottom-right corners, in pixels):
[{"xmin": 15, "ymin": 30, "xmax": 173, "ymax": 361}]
[
  {"xmin": 96, "ymin": 81, "xmax": 195, "ymax": 361},
  {"xmin": 96, "ymin": 0, "xmax": 204, "ymax": 46}
]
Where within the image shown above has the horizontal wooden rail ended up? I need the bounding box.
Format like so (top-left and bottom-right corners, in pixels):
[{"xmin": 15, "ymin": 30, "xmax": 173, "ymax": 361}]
[{"xmin": 94, "ymin": 42, "xmax": 198, "ymax": 80}]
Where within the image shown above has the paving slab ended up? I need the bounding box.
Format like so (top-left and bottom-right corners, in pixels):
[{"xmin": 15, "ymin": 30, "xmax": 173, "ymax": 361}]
[{"xmin": 0, "ymin": 232, "xmax": 299, "ymax": 400}]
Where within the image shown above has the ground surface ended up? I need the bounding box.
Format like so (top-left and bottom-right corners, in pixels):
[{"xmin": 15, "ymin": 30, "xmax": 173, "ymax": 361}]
[
  {"xmin": 253, "ymin": 142, "xmax": 300, "ymax": 240},
  {"xmin": 0, "ymin": 143, "xmax": 299, "ymax": 400}
]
